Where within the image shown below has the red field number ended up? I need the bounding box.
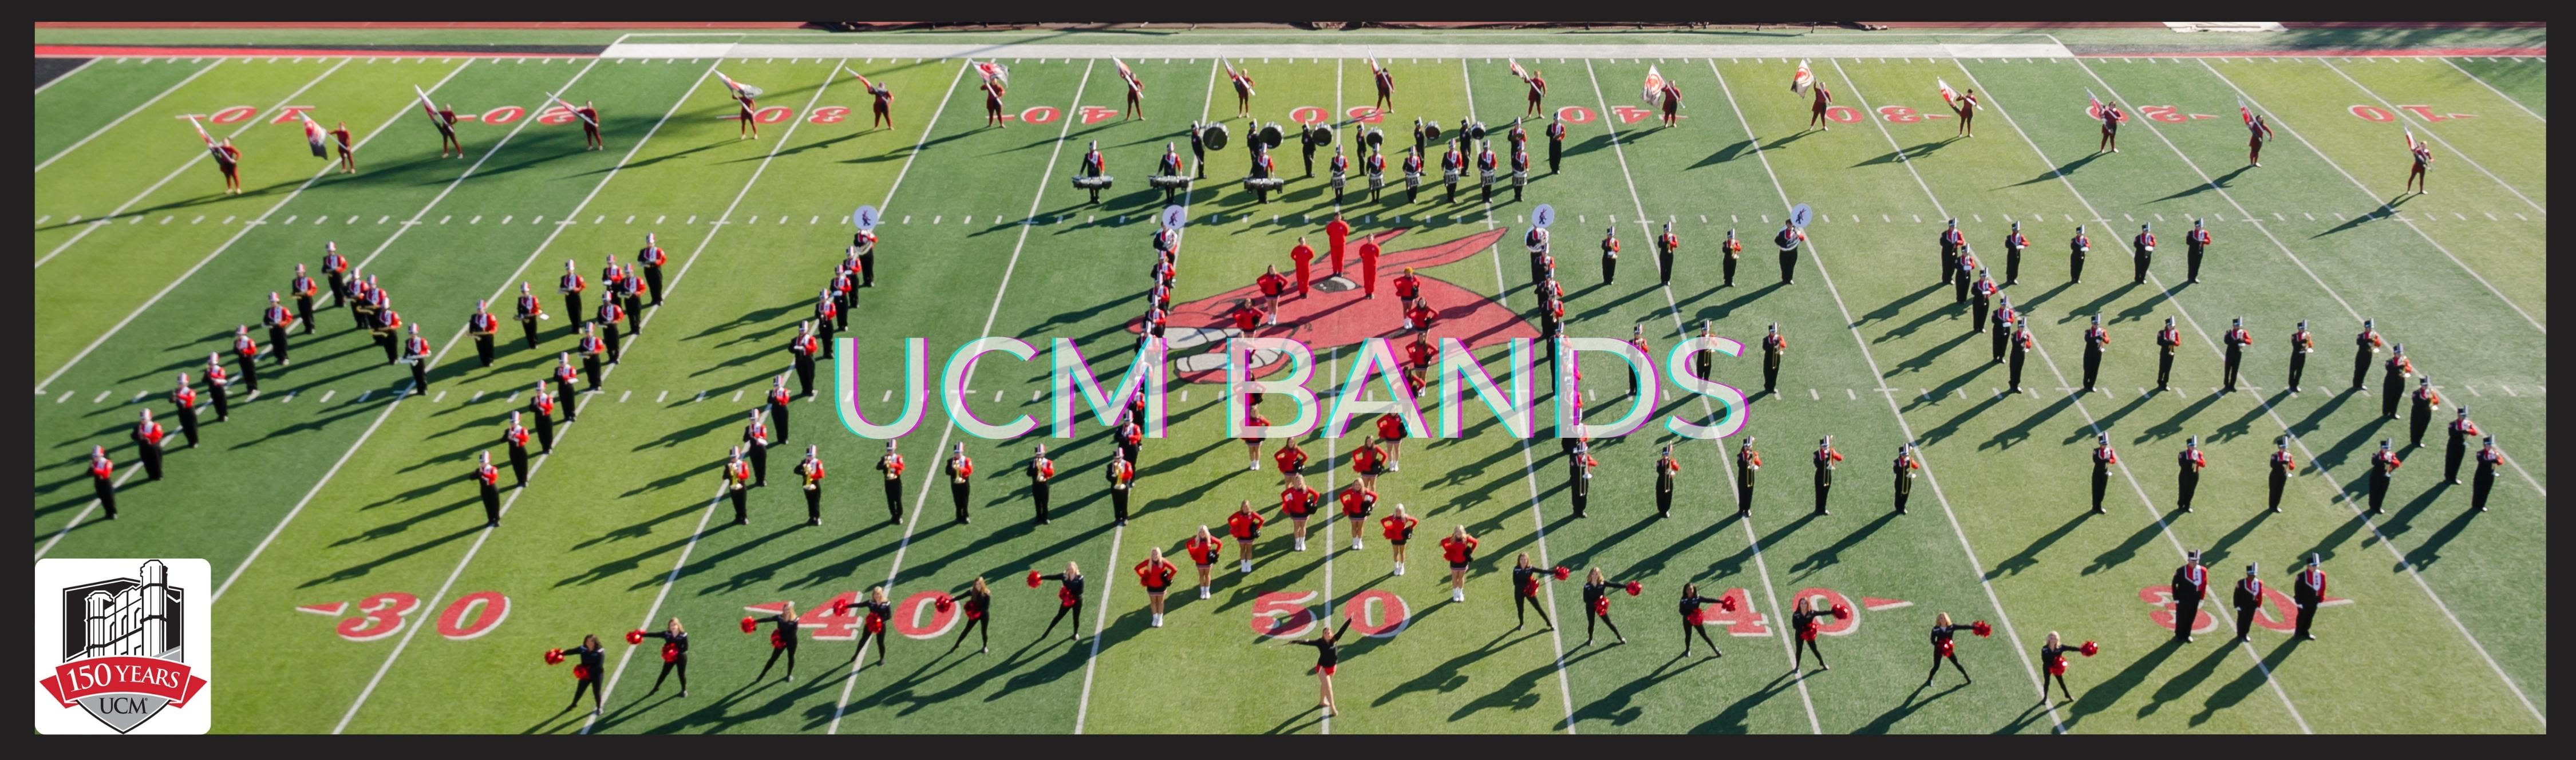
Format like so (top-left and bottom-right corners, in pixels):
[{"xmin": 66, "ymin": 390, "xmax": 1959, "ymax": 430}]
[
  {"xmin": 1346, "ymin": 106, "xmax": 1385, "ymax": 124},
  {"xmin": 314, "ymin": 591, "xmax": 513, "ymax": 642},
  {"xmin": 1555, "ymin": 105, "xmax": 1594, "ymax": 124},
  {"xmin": 1289, "ymin": 106, "xmax": 1327, "ymax": 125},
  {"xmin": 1251, "ymin": 589, "xmax": 1413, "ymax": 639},
  {"xmin": 1879, "ymin": 105, "xmax": 1921, "ymax": 124},
  {"xmin": 1823, "ymin": 106, "xmax": 1860, "ymax": 124},
  {"xmin": 808, "ymin": 106, "xmax": 850, "ymax": 124}
]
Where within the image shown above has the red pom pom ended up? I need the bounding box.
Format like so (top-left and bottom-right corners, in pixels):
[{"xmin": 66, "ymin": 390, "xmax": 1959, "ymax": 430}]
[
  {"xmin": 2080, "ymin": 640, "xmax": 2099, "ymax": 658},
  {"xmin": 934, "ymin": 595, "xmax": 955, "ymax": 613},
  {"xmin": 572, "ymin": 664, "xmax": 590, "ymax": 680},
  {"xmin": 1972, "ymin": 620, "xmax": 1993, "ymax": 638},
  {"xmin": 740, "ymin": 616, "xmax": 757, "ymax": 633},
  {"xmin": 771, "ymin": 630, "xmax": 787, "ymax": 650},
  {"xmin": 833, "ymin": 597, "xmax": 852, "ymax": 616},
  {"xmin": 544, "ymin": 648, "xmax": 564, "ymax": 665},
  {"xmin": 1831, "ymin": 603, "xmax": 1851, "ymax": 620},
  {"xmin": 1551, "ymin": 566, "xmax": 1571, "ymax": 581},
  {"xmin": 661, "ymin": 643, "xmax": 679, "ymax": 663},
  {"xmin": 1027, "ymin": 571, "xmax": 1044, "ymax": 589},
  {"xmin": 625, "ymin": 630, "xmax": 646, "ymax": 645},
  {"xmin": 1719, "ymin": 596, "xmax": 1737, "ymax": 612},
  {"xmin": 1624, "ymin": 580, "xmax": 1642, "ymax": 596}
]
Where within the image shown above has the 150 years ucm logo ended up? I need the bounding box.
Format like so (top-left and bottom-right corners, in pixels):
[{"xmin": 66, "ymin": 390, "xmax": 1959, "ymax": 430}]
[{"xmin": 34, "ymin": 559, "xmax": 211, "ymax": 734}]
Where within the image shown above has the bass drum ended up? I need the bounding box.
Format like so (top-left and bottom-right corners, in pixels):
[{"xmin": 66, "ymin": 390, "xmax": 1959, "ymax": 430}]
[{"xmin": 1200, "ymin": 122, "xmax": 1231, "ymax": 151}]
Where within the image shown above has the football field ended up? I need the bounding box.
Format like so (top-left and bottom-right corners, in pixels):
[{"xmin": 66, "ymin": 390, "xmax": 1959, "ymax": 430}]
[{"xmin": 30, "ymin": 26, "xmax": 2547, "ymax": 734}]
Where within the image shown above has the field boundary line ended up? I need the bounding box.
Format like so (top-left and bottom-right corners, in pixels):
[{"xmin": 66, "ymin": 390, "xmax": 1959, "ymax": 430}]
[
  {"xmin": 2437, "ymin": 57, "xmax": 2545, "ymax": 123},
  {"xmin": 1467, "ymin": 59, "xmax": 1581, "ymax": 735},
  {"xmin": 1072, "ymin": 56, "xmax": 1218, "ymax": 735},
  {"xmin": 32, "ymin": 58, "xmax": 460, "ymax": 393},
  {"xmin": 1828, "ymin": 57, "xmax": 2302, "ymax": 732},
  {"xmin": 828, "ymin": 58, "xmax": 1098, "ymax": 735},
  {"xmin": 2314, "ymin": 59, "xmax": 2543, "ymax": 213},
  {"xmin": 38, "ymin": 60, "xmax": 473, "ymax": 563},
  {"xmin": 35, "ymin": 57, "xmax": 219, "ymax": 173},
  {"xmin": 37, "ymin": 58, "xmax": 338, "ymax": 268},
  {"xmin": 1702, "ymin": 58, "xmax": 2057, "ymax": 734},
  {"xmin": 2020, "ymin": 58, "xmax": 2548, "ymax": 729},
  {"xmin": 33, "ymin": 56, "xmax": 100, "ymax": 94},
  {"xmin": 331, "ymin": 57, "xmax": 808, "ymax": 734},
  {"xmin": 587, "ymin": 57, "xmax": 970, "ymax": 735},
  {"xmin": 2186, "ymin": 59, "xmax": 2544, "ymax": 335}
]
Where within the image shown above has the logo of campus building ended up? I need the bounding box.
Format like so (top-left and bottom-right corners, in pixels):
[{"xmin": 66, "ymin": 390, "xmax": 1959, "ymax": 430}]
[{"xmin": 34, "ymin": 559, "xmax": 212, "ymax": 734}]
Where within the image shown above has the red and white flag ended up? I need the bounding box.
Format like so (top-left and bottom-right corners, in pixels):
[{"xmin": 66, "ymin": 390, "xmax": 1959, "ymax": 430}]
[
  {"xmin": 714, "ymin": 70, "xmax": 762, "ymax": 100},
  {"xmin": 300, "ymin": 113, "xmax": 328, "ymax": 157},
  {"xmin": 973, "ymin": 60, "xmax": 1009, "ymax": 86},
  {"xmin": 2404, "ymin": 128, "xmax": 2421, "ymax": 155},
  {"xmin": 1937, "ymin": 78, "xmax": 1958, "ymax": 106},
  {"xmin": 1114, "ymin": 58, "xmax": 1138, "ymax": 91},
  {"xmin": 1642, "ymin": 65, "xmax": 1666, "ymax": 105},
  {"xmin": 2087, "ymin": 89, "xmax": 2125, "ymax": 122},
  {"xmin": 412, "ymin": 84, "xmax": 445, "ymax": 129},
  {"xmin": 1508, "ymin": 59, "xmax": 1530, "ymax": 82},
  {"xmin": 2239, "ymin": 97, "xmax": 2271, "ymax": 140},
  {"xmin": 844, "ymin": 67, "xmax": 887, "ymax": 98},
  {"xmin": 184, "ymin": 114, "xmax": 222, "ymax": 160},
  {"xmin": 547, "ymin": 90, "xmax": 595, "ymax": 128},
  {"xmin": 1791, "ymin": 59, "xmax": 1814, "ymax": 95}
]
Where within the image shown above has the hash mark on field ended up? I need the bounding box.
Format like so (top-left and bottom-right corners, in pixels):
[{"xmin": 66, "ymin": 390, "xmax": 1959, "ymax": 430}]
[
  {"xmin": 693, "ymin": 390, "xmax": 703, "ymax": 402},
  {"xmin": 431, "ymin": 390, "xmax": 445, "ymax": 402},
  {"xmin": 687, "ymin": 215, "xmax": 697, "ymax": 224},
  {"xmin": 90, "ymin": 390, "xmax": 111, "ymax": 403},
  {"xmin": 1847, "ymin": 389, "xmax": 1856, "ymax": 400},
  {"xmin": 355, "ymin": 390, "xmax": 371, "ymax": 402},
  {"xmin": 933, "ymin": 215, "xmax": 942, "ymax": 224},
  {"xmin": 55, "ymin": 390, "xmax": 70, "ymax": 403},
  {"xmin": 619, "ymin": 390, "xmax": 630, "ymax": 403},
  {"xmin": 283, "ymin": 215, "xmax": 298, "ymax": 225},
  {"xmin": 318, "ymin": 390, "xmax": 335, "ymax": 403},
  {"xmin": 655, "ymin": 390, "xmax": 667, "ymax": 403},
  {"xmin": 473, "ymin": 216, "xmax": 484, "ymax": 224},
  {"xmin": 1032, "ymin": 389, "xmax": 1044, "ymax": 402},
  {"xmin": 879, "ymin": 389, "xmax": 890, "ymax": 402},
  {"xmin": 159, "ymin": 216, "xmax": 172, "ymax": 224},
  {"xmin": 2499, "ymin": 384, "xmax": 2517, "ymax": 397},
  {"xmin": 1810, "ymin": 389, "xmax": 1819, "ymax": 400},
  {"xmin": 730, "ymin": 389, "xmax": 744, "ymax": 403},
  {"xmin": 276, "ymin": 391, "xmax": 293, "ymax": 403},
  {"xmin": 132, "ymin": 390, "xmax": 149, "ymax": 403}
]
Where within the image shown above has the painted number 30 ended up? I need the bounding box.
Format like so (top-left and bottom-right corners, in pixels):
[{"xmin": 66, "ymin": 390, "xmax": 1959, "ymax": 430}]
[{"xmin": 326, "ymin": 591, "xmax": 512, "ymax": 642}]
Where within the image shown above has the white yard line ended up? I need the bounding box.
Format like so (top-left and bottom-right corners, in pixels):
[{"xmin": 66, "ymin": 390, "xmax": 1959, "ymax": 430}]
[
  {"xmin": 1073, "ymin": 56, "xmax": 1220, "ymax": 735},
  {"xmin": 333, "ymin": 59, "xmax": 805, "ymax": 734},
  {"xmin": 828, "ymin": 58, "xmax": 1098, "ymax": 735},
  {"xmin": 1829, "ymin": 58, "xmax": 2300, "ymax": 733},
  {"xmin": 33, "ymin": 58, "xmax": 467, "ymax": 393},
  {"xmin": 2191, "ymin": 60, "xmax": 2543, "ymax": 335},
  {"xmin": 1978, "ymin": 57, "xmax": 2548, "ymax": 731},
  {"xmin": 35, "ymin": 58, "xmax": 220, "ymax": 173},
  {"xmin": 587, "ymin": 58, "xmax": 969, "ymax": 735},
  {"xmin": 2316, "ymin": 59, "xmax": 2543, "ymax": 213},
  {"xmin": 2437, "ymin": 57, "xmax": 2545, "ymax": 123},
  {"xmin": 37, "ymin": 59, "xmax": 343, "ymax": 268}
]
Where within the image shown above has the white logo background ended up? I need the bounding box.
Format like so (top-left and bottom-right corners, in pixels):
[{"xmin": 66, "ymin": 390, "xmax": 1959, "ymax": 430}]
[{"xmin": 34, "ymin": 559, "xmax": 212, "ymax": 734}]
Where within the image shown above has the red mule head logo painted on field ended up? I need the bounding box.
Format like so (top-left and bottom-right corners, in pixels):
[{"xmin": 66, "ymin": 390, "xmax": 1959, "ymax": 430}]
[{"xmin": 1136, "ymin": 227, "xmax": 1534, "ymax": 382}]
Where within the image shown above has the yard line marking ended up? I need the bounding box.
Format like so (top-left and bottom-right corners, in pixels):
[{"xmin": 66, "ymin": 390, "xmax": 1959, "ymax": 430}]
[
  {"xmin": 1594, "ymin": 58, "xmax": 1808, "ymax": 734},
  {"xmin": 618, "ymin": 390, "xmax": 630, "ymax": 403},
  {"xmin": 2318, "ymin": 60, "xmax": 2542, "ymax": 213},
  {"xmin": 131, "ymin": 390, "xmax": 149, "ymax": 403},
  {"xmin": 2196, "ymin": 61, "xmax": 2543, "ymax": 334},
  {"xmin": 2439, "ymin": 57, "xmax": 2545, "ymax": 123},
  {"xmin": 1860, "ymin": 57, "xmax": 2314, "ymax": 731},
  {"xmin": 337, "ymin": 58, "xmax": 807, "ymax": 735},
  {"xmin": 655, "ymin": 390, "xmax": 667, "ymax": 403},
  {"xmin": 55, "ymin": 390, "xmax": 72, "ymax": 403},
  {"xmin": 1755, "ymin": 59, "xmax": 2073, "ymax": 731},
  {"xmin": 2498, "ymin": 383, "xmax": 2516, "ymax": 398},
  {"xmin": 215, "ymin": 57, "xmax": 695, "ymax": 608},
  {"xmin": 840, "ymin": 58, "xmax": 1098, "ymax": 737},
  {"xmin": 35, "ymin": 58, "xmax": 221, "ymax": 173},
  {"xmin": 431, "ymin": 391, "xmax": 445, "ymax": 403},
  {"xmin": 36, "ymin": 60, "xmax": 346, "ymax": 268},
  {"xmin": 32, "ymin": 60, "xmax": 468, "ymax": 393},
  {"xmin": 355, "ymin": 390, "xmax": 370, "ymax": 402},
  {"xmin": 317, "ymin": 390, "xmax": 335, "ymax": 403},
  {"xmin": 1076, "ymin": 55, "xmax": 1221, "ymax": 738},
  {"xmin": 90, "ymin": 390, "xmax": 113, "ymax": 403}
]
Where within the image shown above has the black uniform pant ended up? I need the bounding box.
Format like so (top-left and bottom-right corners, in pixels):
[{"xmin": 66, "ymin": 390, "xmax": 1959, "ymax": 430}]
[
  {"xmin": 2409, "ymin": 404, "xmax": 2432, "ymax": 448},
  {"xmin": 2158, "ymin": 351, "xmax": 2175, "ymax": 389},
  {"xmin": 2268, "ymin": 472, "xmax": 2287, "ymax": 511},
  {"xmin": 600, "ymin": 323, "xmax": 623, "ymax": 363},
  {"xmin": 534, "ymin": 415, "xmax": 556, "ymax": 452},
  {"xmin": 1763, "ymin": 360, "xmax": 1780, "ymax": 394},
  {"xmin": 2005, "ymin": 249, "xmax": 2022, "ymax": 284},
  {"xmin": 2368, "ymin": 473, "xmax": 2391, "ymax": 513},
  {"xmin": 2134, "ymin": 251, "xmax": 2151, "ymax": 283},
  {"xmin": 1684, "ymin": 619, "xmax": 1720, "ymax": 654},
  {"xmin": 1814, "ymin": 474, "xmax": 1831, "ymax": 513},
  {"xmin": 1941, "ymin": 250, "xmax": 1958, "ymax": 284},
  {"xmin": 2295, "ymin": 601, "xmax": 2318, "ymax": 638},
  {"xmin": 556, "ymin": 380, "xmax": 579, "ymax": 414},
  {"xmin": 474, "ymin": 334, "xmax": 495, "ymax": 366},
  {"xmin": 833, "ymin": 293, "xmax": 852, "ymax": 331},
  {"xmin": 951, "ymin": 613, "xmax": 989, "ymax": 650},
  {"xmin": 757, "ymin": 644, "xmax": 797, "ymax": 680},
  {"xmin": 2091, "ymin": 470, "xmax": 2109, "ymax": 513},
  {"xmin": 139, "ymin": 444, "xmax": 165, "ymax": 480},
  {"xmin": 409, "ymin": 361, "xmax": 428, "ymax": 395},
  {"xmin": 1894, "ymin": 481, "xmax": 1912, "ymax": 513},
  {"xmin": 508, "ymin": 445, "xmax": 530, "ymax": 486},
  {"xmin": 327, "ymin": 274, "xmax": 347, "ymax": 308},
  {"xmin": 175, "ymin": 406, "xmax": 199, "ymax": 447},
  {"xmin": 859, "ymin": 252, "xmax": 876, "ymax": 288},
  {"xmin": 2233, "ymin": 605, "xmax": 2257, "ymax": 640},
  {"xmin": 2472, "ymin": 468, "xmax": 2496, "ymax": 510},
  {"xmin": 94, "ymin": 477, "xmax": 118, "ymax": 518},
  {"xmin": 2287, "ymin": 351, "xmax": 2306, "ymax": 391},
  {"xmin": 729, "ymin": 488, "xmax": 748, "ymax": 524},
  {"xmin": 746, "ymin": 445, "xmax": 767, "ymax": 486},
  {"xmin": 1655, "ymin": 488, "xmax": 1672, "ymax": 517},
  {"xmin": 625, "ymin": 296, "xmax": 643, "ymax": 335},
  {"xmin": 1927, "ymin": 651, "xmax": 1969, "ymax": 683},
  {"xmin": 1780, "ymin": 248, "xmax": 1797, "ymax": 283},
  {"xmin": 2352, "ymin": 350, "xmax": 2372, "ymax": 391},
  {"xmin": 268, "ymin": 326, "xmax": 293, "ymax": 363},
  {"xmin": 853, "ymin": 628, "xmax": 888, "ymax": 663},
  {"xmin": 951, "ymin": 482, "xmax": 971, "ymax": 522},
  {"xmin": 1032, "ymin": 482, "xmax": 1051, "ymax": 522},
  {"xmin": 1111, "ymin": 487, "xmax": 1131, "ymax": 522},
  {"xmin": 770, "ymin": 402, "xmax": 792, "ymax": 444},
  {"xmin": 1042, "ymin": 601, "xmax": 1082, "ymax": 639},
  {"xmin": 520, "ymin": 318, "xmax": 540, "ymax": 349},
  {"xmin": 2187, "ymin": 250, "xmax": 2203, "ymax": 282},
  {"xmin": 480, "ymin": 482, "xmax": 501, "ymax": 524},
  {"xmin": 1570, "ymin": 489, "xmax": 1589, "ymax": 517},
  {"xmin": 2082, "ymin": 349, "xmax": 2101, "ymax": 390},
  {"xmin": 2382, "ymin": 374, "xmax": 2403, "ymax": 417},
  {"xmin": 210, "ymin": 387, "xmax": 230, "ymax": 421},
  {"xmin": 1972, "ymin": 300, "xmax": 1989, "ymax": 333},
  {"xmin": 795, "ymin": 357, "xmax": 817, "ymax": 398},
  {"xmin": 2224, "ymin": 350, "xmax": 2243, "ymax": 390},
  {"xmin": 649, "ymin": 657, "xmax": 686, "ymax": 693},
  {"xmin": 805, "ymin": 486, "xmax": 823, "ymax": 522},
  {"xmin": 2070, "ymin": 252, "xmax": 2085, "ymax": 283},
  {"xmin": 238, "ymin": 356, "xmax": 259, "ymax": 393},
  {"xmin": 1549, "ymin": 140, "xmax": 1562, "ymax": 172},
  {"xmin": 1992, "ymin": 330, "xmax": 2009, "ymax": 363},
  {"xmin": 564, "ymin": 293, "xmax": 584, "ymax": 329},
  {"xmin": 1602, "ymin": 253, "xmax": 1618, "ymax": 284},
  {"xmin": 1953, "ymin": 276, "xmax": 1970, "ymax": 304},
  {"xmin": 817, "ymin": 320, "xmax": 838, "ymax": 360},
  {"xmin": 2172, "ymin": 595, "xmax": 2202, "ymax": 640},
  {"xmin": 2177, "ymin": 472, "xmax": 2199, "ymax": 511},
  {"xmin": 2010, "ymin": 353, "xmax": 2027, "ymax": 391},
  {"xmin": 570, "ymin": 676, "xmax": 602, "ymax": 710},
  {"xmin": 377, "ymin": 331, "xmax": 399, "ymax": 364},
  {"xmin": 1660, "ymin": 251, "xmax": 1677, "ymax": 286},
  {"xmin": 1585, "ymin": 610, "xmax": 1622, "ymax": 642},
  {"xmin": 1516, "ymin": 592, "xmax": 1551, "ymax": 628},
  {"xmin": 582, "ymin": 357, "xmax": 603, "ymax": 390},
  {"xmin": 2446, "ymin": 439, "xmax": 2468, "ymax": 483},
  {"xmin": 1795, "ymin": 636, "xmax": 1827, "ymax": 669},
  {"xmin": 883, "ymin": 478, "xmax": 904, "ymax": 522},
  {"xmin": 645, "ymin": 265, "xmax": 666, "ymax": 304},
  {"xmin": 1736, "ymin": 480, "xmax": 1754, "ymax": 514}
]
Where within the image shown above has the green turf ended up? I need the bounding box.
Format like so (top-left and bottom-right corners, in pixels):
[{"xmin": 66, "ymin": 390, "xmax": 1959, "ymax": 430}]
[{"xmin": 31, "ymin": 37, "xmax": 2546, "ymax": 735}]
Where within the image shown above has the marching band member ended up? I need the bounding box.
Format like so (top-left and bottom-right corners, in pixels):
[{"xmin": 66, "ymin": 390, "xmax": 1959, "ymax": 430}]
[
  {"xmin": 947, "ymin": 443, "xmax": 975, "ymax": 524},
  {"xmin": 475, "ymin": 452, "xmax": 501, "ymax": 527},
  {"xmin": 877, "ymin": 441, "xmax": 906, "ymax": 524},
  {"xmin": 1107, "ymin": 449, "xmax": 1135, "ymax": 527},
  {"xmin": 503, "ymin": 411, "xmax": 532, "ymax": 487},
  {"xmin": 2171, "ymin": 549, "xmax": 2210, "ymax": 643},
  {"xmin": 723, "ymin": 446, "xmax": 753, "ymax": 525},
  {"xmin": 90, "ymin": 447, "xmax": 118, "ymax": 520},
  {"xmin": 2405, "ymin": 132, "xmax": 2433, "ymax": 194},
  {"xmin": 1029, "ymin": 443, "xmax": 1056, "ymax": 525},
  {"xmin": 795, "ymin": 446, "xmax": 825, "ymax": 526},
  {"xmin": 2176, "ymin": 436, "xmax": 2207, "ymax": 513},
  {"xmin": 2367, "ymin": 440, "xmax": 2402, "ymax": 514},
  {"xmin": 1891, "ymin": 444, "xmax": 1921, "ymax": 514},
  {"xmin": 2293, "ymin": 554, "xmax": 2328, "ymax": 641},
  {"xmin": 2091, "ymin": 434, "xmax": 2118, "ymax": 514},
  {"xmin": 1654, "ymin": 446, "xmax": 1681, "ymax": 518},
  {"xmin": 131, "ymin": 409, "xmax": 167, "ymax": 481},
  {"xmin": 169, "ymin": 374, "xmax": 200, "ymax": 449}
]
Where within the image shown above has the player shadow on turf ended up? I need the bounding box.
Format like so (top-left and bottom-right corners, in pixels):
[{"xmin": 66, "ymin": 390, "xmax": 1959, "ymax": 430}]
[
  {"xmin": 2152, "ymin": 165, "xmax": 2250, "ymax": 202},
  {"xmin": 1892, "ymin": 335, "xmax": 1982, "ymax": 394},
  {"xmin": 467, "ymin": 134, "xmax": 591, "ymax": 181},
  {"xmin": 223, "ymin": 391, "xmax": 389, "ymax": 451},
  {"xmin": 1799, "ymin": 510, "xmax": 1902, "ymax": 580},
  {"xmin": 2138, "ymin": 638, "xmax": 2237, "ymax": 721},
  {"xmin": 2083, "ymin": 517, "xmax": 2168, "ymax": 577},
  {"xmin": 1262, "ymin": 704, "xmax": 1326, "ymax": 734},
  {"xmin": 569, "ymin": 497, "xmax": 719, "ymax": 551},
  {"xmin": 331, "ymin": 494, "xmax": 476, "ymax": 543},
  {"xmin": 896, "ymin": 514, "xmax": 1111, "ymax": 588},
  {"xmin": 1869, "ymin": 287, "xmax": 1965, "ymax": 345},
  {"xmin": 2012, "ymin": 151, "xmax": 2105, "ymax": 188},
  {"xmin": 1853, "ymin": 680, "xmax": 1967, "ymax": 734},
  {"xmin": 1859, "ymin": 283, "xmax": 1949, "ymax": 329},
  {"xmin": 1987, "ymin": 510, "xmax": 2094, "ymax": 581},
  {"xmin": 1690, "ymin": 670, "xmax": 1800, "ymax": 734},
  {"xmin": 2138, "ymin": 389, "xmax": 2225, "ymax": 445},
  {"xmin": 1985, "ymin": 390, "xmax": 2077, "ymax": 452},
  {"xmin": 2187, "ymin": 639, "xmax": 2288, "ymax": 726},
  {"xmin": 2307, "ymin": 195, "xmax": 2416, "ymax": 240},
  {"xmin": 2372, "ymin": 480, "xmax": 2455, "ymax": 549},
  {"xmin": 299, "ymin": 524, "xmax": 481, "ymax": 588},
  {"xmin": 2056, "ymin": 636, "xmax": 2180, "ymax": 729},
  {"xmin": 1678, "ymin": 280, "xmax": 1783, "ymax": 322},
  {"xmin": 2202, "ymin": 506, "xmax": 2281, "ymax": 563},
  {"xmin": 1574, "ymin": 651, "xmax": 1720, "ymax": 727},
  {"xmin": 1689, "ymin": 138, "xmax": 1760, "ymax": 171},
  {"xmin": 1854, "ymin": 136, "xmax": 1961, "ymax": 168}
]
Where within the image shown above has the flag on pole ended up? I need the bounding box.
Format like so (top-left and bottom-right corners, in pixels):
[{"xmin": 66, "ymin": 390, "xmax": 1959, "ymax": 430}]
[
  {"xmin": 1937, "ymin": 78, "xmax": 1958, "ymax": 106},
  {"xmin": 1791, "ymin": 59, "xmax": 1814, "ymax": 95},
  {"xmin": 844, "ymin": 67, "xmax": 887, "ymax": 98},
  {"xmin": 2087, "ymin": 89, "xmax": 2125, "ymax": 121},
  {"xmin": 1508, "ymin": 59, "xmax": 1530, "ymax": 82},
  {"xmin": 2239, "ymin": 97, "xmax": 2271, "ymax": 141},
  {"xmin": 714, "ymin": 70, "xmax": 762, "ymax": 100},
  {"xmin": 973, "ymin": 61, "xmax": 1008, "ymax": 86},
  {"xmin": 1642, "ymin": 65, "xmax": 1666, "ymax": 106},
  {"xmin": 300, "ymin": 113, "xmax": 329, "ymax": 157},
  {"xmin": 412, "ymin": 84, "xmax": 446, "ymax": 130},
  {"xmin": 1114, "ymin": 58, "xmax": 1137, "ymax": 90},
  {"xmin": 184, "ymin": 114, "xmax": 223, "ymax": 161},
  {"xmin": 2404, "ymin": 128, "xmax": 2418, "ymax": 152},
  {"xmin": 1221, "ymin": 59, "xmax": 1251, "ymax": 96},
  {"xmin": 546, "ymin": 91, "xmax": 596, "ymax": 128}
]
